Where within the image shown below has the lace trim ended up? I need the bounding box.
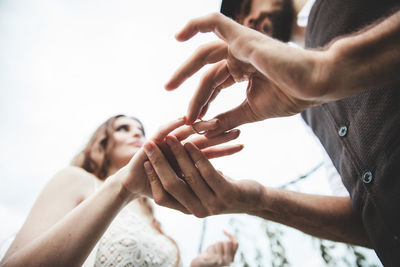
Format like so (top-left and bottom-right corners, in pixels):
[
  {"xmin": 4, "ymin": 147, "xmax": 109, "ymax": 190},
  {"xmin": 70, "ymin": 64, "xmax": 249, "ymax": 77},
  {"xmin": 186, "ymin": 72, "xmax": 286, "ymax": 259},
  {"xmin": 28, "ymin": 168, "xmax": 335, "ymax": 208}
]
[{"xmin": 94, "ymin": 203, "xmax": 180, "ymax": 267}]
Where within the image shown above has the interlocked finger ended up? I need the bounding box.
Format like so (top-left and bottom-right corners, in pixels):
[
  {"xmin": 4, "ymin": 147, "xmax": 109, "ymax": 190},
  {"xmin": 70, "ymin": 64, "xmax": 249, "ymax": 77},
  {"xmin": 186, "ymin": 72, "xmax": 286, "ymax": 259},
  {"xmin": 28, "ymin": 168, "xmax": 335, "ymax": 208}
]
[
  {"xmin": 143, "ymin": 141, "xmax": 207, "ymax": 216},
  {"xmin": 144, "ymin": 161, "xmax": 189, "ymax": 214},
  {"xmin": 165, "ymin": 136, "xmax": 215, "ymax": 204},
  {"xmin": 184, "ymin": 142, "xmax": 227, "ymax": 190}
]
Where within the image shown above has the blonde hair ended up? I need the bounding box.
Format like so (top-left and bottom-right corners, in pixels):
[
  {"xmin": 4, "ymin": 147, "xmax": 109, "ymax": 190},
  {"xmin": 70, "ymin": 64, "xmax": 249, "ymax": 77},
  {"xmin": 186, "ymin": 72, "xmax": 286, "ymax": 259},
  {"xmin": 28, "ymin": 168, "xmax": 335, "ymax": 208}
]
[{"xmin": 71, "ymin": 114, "xmax": 180, "ymax": 266}]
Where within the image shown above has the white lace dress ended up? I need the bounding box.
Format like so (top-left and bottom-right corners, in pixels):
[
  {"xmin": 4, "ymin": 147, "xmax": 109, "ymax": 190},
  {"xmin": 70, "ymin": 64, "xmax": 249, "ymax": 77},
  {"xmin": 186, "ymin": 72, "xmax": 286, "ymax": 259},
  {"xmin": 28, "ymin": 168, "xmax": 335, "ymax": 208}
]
[{"xmin": 83, "ymin": 200, "xmax": 181, "ymax": 267}]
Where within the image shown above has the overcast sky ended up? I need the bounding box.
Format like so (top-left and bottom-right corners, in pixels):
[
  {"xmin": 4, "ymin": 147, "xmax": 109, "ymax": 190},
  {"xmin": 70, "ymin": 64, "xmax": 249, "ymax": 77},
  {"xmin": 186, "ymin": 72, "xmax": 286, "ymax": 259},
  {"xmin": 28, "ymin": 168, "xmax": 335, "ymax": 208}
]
[{"xmin": 0, "ymin": 0, "xmax": 381, "ymax": 265}]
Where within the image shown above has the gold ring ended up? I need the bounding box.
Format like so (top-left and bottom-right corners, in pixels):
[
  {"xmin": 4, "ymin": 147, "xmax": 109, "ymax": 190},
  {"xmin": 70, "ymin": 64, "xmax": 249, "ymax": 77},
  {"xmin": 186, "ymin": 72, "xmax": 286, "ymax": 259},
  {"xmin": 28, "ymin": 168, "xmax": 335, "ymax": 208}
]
[
  {"xmin": 191, "ymin": 120, "xmax": 207, "ymax": 135},
  {"xmin": 191, "ymin": 125, "xmax": 207, "ymax": 135}
]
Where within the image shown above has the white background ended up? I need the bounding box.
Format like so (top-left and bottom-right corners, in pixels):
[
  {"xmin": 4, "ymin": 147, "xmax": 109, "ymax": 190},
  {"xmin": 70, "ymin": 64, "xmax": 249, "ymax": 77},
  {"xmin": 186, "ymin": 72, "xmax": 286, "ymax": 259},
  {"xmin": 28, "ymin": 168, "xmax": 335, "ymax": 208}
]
[{"xmin": 0, "ymin": 0, "xmax": 381, "ymax": 266}]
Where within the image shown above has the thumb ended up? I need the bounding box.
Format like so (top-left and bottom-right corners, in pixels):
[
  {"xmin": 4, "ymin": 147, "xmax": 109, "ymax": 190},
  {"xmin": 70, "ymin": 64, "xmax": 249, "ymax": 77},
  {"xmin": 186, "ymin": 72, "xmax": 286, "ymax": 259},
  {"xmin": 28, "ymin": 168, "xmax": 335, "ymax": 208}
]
[{"xmin": 205, "ymin": 100, "xmax": 259, "ymax": 137}]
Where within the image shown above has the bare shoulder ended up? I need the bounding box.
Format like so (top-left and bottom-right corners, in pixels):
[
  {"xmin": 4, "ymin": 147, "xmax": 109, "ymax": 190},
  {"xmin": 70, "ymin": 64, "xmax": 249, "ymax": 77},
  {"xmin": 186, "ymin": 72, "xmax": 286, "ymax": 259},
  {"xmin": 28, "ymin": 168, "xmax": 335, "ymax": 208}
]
[
  {"xmin": 54, "ymin": 166, "xmax": 96, "ymax": 180},
  {"xmin": 48, "ymin": 166, "xmax": 100, "ymax": 200}
]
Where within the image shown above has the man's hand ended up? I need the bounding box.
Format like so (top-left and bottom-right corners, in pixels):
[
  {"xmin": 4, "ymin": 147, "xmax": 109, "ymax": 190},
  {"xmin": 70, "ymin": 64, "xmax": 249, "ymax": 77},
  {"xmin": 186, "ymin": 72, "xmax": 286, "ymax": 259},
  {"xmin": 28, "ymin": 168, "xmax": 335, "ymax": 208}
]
[
  {"xmin": 166, "ymin": 11, "xmax": 400, "ymax": 135},
  {"xmin": 165, "ymin": 13, "xmax": 324, "ymax": 135}
]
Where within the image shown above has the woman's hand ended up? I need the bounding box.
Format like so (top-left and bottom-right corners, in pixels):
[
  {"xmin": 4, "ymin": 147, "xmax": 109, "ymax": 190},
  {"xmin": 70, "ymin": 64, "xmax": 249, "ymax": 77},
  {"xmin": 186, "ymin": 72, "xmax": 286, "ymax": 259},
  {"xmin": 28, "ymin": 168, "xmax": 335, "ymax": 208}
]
[
  {"xmin": 190, "ymin": 231, "xmax": 238, "ymax": 267},
  {"xmin": 142, "ymin": 135, "xmax": 263, "ymax": 216},
  {"xmin": 116, "ymin": 117, "xmax": 244, "ymax": 206}
]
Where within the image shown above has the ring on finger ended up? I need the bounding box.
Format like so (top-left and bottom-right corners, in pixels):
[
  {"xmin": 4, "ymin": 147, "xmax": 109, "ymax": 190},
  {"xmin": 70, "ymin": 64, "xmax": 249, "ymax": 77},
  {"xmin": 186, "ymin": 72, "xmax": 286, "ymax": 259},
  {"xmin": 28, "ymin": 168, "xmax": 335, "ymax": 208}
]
[{"xmin": 191, "ymin": 120, "xmax": 207, "ymax": 135}]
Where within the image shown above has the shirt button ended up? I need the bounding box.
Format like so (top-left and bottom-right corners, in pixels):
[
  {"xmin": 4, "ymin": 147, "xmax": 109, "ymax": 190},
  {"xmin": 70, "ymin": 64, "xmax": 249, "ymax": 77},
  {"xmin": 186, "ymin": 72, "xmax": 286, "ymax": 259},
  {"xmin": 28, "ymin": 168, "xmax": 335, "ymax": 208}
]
[
  {"xmin": 338, "ymin": 125, "xmax": 348, "ymax": 137},
  {"xmin": 362, "ymin": 171, "xmax": 373, "ymax": 184}
]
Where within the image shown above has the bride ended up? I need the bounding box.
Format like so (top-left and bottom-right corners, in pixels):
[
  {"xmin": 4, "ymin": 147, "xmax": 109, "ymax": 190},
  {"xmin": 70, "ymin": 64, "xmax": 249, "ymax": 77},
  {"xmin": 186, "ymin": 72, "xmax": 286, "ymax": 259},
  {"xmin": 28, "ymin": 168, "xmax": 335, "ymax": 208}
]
[{"xmin": 0, "ymin": 115, "xmax": 241, "ymax": 267}]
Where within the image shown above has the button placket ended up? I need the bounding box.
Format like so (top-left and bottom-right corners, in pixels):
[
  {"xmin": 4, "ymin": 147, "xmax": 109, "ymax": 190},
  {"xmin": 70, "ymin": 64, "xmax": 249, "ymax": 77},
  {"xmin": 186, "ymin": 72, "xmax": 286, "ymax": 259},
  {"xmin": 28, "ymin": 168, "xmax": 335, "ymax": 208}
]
[
  {"xmin": 338, "ymin": 125, "xmax": 348, "ymax": 137},
  {"xmin": 362, "ymin": 171, "xmax": 373, "ymax": 184}
]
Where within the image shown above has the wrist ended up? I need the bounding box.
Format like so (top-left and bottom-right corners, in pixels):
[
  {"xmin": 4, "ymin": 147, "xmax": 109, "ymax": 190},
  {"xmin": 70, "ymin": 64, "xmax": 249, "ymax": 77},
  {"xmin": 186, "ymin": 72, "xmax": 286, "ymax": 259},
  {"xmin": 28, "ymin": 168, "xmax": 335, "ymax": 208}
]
[
  {"xmin": 318, "ymin": 42, "xmax": 349, "ymax": 101},
  {"xmin": 233, "ymin": 180, "xmax": 268, "ymax": 214},
  {"xmin": 108, "ymin": 168, "xmax": 138, "ymax": 205},
  {"xmin": 245, "ymin": 184, "xmax": 276, "ymax": 218}
]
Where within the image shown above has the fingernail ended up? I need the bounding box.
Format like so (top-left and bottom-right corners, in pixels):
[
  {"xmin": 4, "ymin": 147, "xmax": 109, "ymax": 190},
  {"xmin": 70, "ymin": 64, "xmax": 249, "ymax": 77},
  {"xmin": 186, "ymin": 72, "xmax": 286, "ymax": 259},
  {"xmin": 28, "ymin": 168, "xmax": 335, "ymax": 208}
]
[
  {"xmin": 230, "ymin": 129, "xmax": 240, "ymax": 134},
  {"xmin": 208, "ymin": 119, "xmax": 219, "ymax": 129},
  {"xmin": 143, "ymin": 142, "xmax": 154, "ymax": 156},
  {"xmin": 206, "ymin": 118, "xmax": 217, "ymax": 123}
]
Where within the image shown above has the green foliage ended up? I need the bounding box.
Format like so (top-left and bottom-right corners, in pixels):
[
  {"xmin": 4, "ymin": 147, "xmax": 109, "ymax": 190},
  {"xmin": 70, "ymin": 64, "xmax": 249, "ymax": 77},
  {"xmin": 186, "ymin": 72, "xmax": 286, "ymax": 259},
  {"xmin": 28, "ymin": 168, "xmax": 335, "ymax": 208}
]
[
  {"xmin": 313, "ymin": 238, "xmax": 380, "ymax": 267},
  {"xmin": 229, "ymin": 217, "xmax": 290, "ymax": 267},
  {"xmin": 263, "ymin": 221, "xmax": 289, "ymax": 267},
  {"xmin": 228, "ymin": 216, "xmax": 380, "ymax": 267}
]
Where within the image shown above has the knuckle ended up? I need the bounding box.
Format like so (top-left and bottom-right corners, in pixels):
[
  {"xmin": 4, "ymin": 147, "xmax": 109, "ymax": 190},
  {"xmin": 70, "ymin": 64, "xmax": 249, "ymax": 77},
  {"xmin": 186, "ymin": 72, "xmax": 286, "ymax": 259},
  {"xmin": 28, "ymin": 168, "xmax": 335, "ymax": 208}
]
[
  {"xmin": 204, "ymin": 199, "xmax": 224, "ymax": 214},
  {"xmin": 150, "ymin": 154, "xmax": 162, "ymax": 165},
  {"xmin": 181, "ymin": 209, "xmax": 191, "ymax": 215},
  {"xmin": 209, "ymin": 12, "xmax": 222, "ymax": 22},
  {"xmin": 183, "ymin": 173, "xmax": 196, "ymax": 185},
  {"xmin": 163, "ymin": 181, "xmax": 178, "ymax": 192},
  {"xmin": 193, "ymin": 212, "xmax": 204, "ymax": 218},
  {"xmin": 202, "ymin": 168, "xmax": 214, "ymax": 179},
  {"xmin": 154, "ymin": 194, "xmax": 168, "ymax": 205},
  {"xmin": 196, "ymin": 44, "xmax": 210, "ymax": 57},
  {"xmin": 201, "ymin": 67, "xmax": 212, "ymax": 79},
  {"xmin": 208, "ymin": 203, "xmax": 224, "ymax": 215},
  {"xmin": 187, "ymin": 18, "xmax": 197, "ymax": 27},
  {"xmin": 193, "ymin": 208, "xmax": 208, "ymax": 218},
  {"xmin": 147, "ymin": 174, "xmax": 157, "ymax": 182},
  {"xmin": 192, "ymin": 210, "xmax": 203, "ymax": 218},
  {"xmin": 219, "ymin": 191, "xmax": 231, "ymax": 204},
  {"xmin": 191, "ymin": 153, "xmax": 203, "ymax": 164}
]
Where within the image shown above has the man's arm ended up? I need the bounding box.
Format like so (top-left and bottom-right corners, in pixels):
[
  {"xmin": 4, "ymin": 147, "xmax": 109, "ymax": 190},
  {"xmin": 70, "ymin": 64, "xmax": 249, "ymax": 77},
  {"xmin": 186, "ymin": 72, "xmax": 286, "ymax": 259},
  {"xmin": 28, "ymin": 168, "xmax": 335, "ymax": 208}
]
[
  {"xmin": 324, "ymin": 10, "xmax": 400, "ymax": 99},
  {"xmin": 142, "ymin": 137, "xmax": 372, "ymax": 247},
  {"xmin": 250, "ymin": 9, "xmax": 400, "ymax": 101},
  {"xmin": 251, "ymin": 187, "xmax": 371, "ymax": 247}
]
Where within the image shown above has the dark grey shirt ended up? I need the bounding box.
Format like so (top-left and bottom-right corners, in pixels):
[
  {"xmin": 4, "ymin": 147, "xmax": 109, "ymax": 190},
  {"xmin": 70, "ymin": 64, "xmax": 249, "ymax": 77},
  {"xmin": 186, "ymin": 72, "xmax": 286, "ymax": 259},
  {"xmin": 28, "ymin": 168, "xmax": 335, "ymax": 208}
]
[{"xmin": 303, "ymin": 0, "xmax": 400, "ymax": 266}]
